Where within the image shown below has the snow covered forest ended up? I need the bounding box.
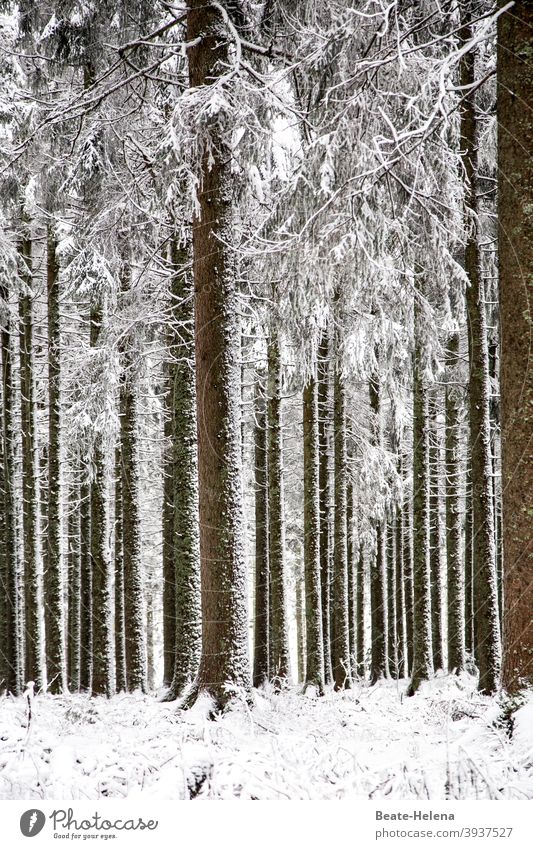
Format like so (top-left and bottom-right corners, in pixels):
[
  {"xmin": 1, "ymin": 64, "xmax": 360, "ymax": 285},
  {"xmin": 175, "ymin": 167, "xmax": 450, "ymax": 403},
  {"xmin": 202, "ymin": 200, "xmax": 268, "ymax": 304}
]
[{"xmin": 0, "ymin": 0, "xmax": 532, "ymax": 801}]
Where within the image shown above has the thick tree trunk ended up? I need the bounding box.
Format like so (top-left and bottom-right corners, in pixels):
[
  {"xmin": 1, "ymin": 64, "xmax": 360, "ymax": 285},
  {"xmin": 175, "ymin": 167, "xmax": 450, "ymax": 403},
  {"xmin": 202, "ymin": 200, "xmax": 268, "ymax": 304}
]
[
  {"xmin": 45, "ymin": 226, "xmax": 64, "ymax": 694},
  {"xmin": 267, "ymin": 336, "xmax": 290, "ymax": 684},
  {"xmin": 446, "ymin": 331, "xmax": 465, "ymax": 673},
  {"xmin": 498, "ymin": 0, "xmax": 533, "ymax": 693},
  {"xmin": 90, "ymin": 299, "xmax": 112, "ymax": 697},
  {"xmin": 114, "ymin": 447, "xmax": 126, "ymax": 693},
  {"xmin": 303, "ymin": 373, "xmax": 325, "ymax": 692},
  {"xmin": 79, "ymin": 479, "xmax": 92, "ymax": 691},
  {"xmin": 253, "ymin": 379, "xmax": 269, "ymax": 688},
  {"xmin": 1, "ymin": 285, "xmax": 19, "ymax": 694},
  {"xmin": 166, "ymin": 237, "xmax": 200, "ymax": 699},
  {"xmin": 317, "ymin": 331, "xmax": 333, "ymax": 684},
  {"xmin": 407, "ymin": 280, "xmax": 433, "ymax": 695},
  {"xmin": 67, "ymin": 483, "xmax": 81, "ymax": 692},
  {"xmin": 18, "ymin": 229, "xmax": 42, "ymax": 689},
  {"xmin": 184, "ymin": 1, "xmax": 251, "ymax": 708},
  {"xmin": 332, "ymin": 366, "xmax": 351, "ymax": 690},
  {"xmin": 369, "ymin": 374, "xmax": 388, "ymax": 684},
  {"xmin": 461, "ymin": 16, "xmax": 501, "ymax": 694},
  {"xmin": 429, "ymin": 395, "xmax": 444, "ymax": 671}
]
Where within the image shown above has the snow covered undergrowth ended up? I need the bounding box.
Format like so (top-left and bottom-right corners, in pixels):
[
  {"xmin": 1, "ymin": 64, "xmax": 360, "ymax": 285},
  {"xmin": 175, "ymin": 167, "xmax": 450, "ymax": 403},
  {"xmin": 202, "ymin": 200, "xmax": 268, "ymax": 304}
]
[{"xmin": 1, "ymin": 675, "xmax": 532, "ymax": 800}]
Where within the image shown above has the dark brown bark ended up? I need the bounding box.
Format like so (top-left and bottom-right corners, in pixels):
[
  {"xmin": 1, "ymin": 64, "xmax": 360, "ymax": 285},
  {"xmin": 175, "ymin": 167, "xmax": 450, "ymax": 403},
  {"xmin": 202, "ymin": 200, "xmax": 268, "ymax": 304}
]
[{"xmin": 498, "ymin": 0, "xmax": 533, "ymax": 693}]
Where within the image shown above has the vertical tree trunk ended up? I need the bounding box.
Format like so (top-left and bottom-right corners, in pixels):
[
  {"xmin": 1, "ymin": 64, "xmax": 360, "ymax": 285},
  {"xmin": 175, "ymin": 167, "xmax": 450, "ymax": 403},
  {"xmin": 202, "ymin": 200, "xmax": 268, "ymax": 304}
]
[
  {"xmin": 404, "ymin": 502, "xmax": 414, "ymax": 677},
  {"xmin": 79, "ymin": 478, "xmax": 92, "ymax": 691},
  {"xmin": 267, "ymin": 336, "xmax": 290, "ymax": 684},
  {"xmin": 461, "ymin": 15, "xmax": 501, "ymax": 694},
  {"xmin": 45, "ymin": 226, "xmax": 64, "ymax": 694},
  {"xmin": 446, "ymin": 330, "xmax": 465, "ymax": 673},
  {"xmin": 1, "ymin": 285, "xmax": 19, "ymax": 694},
  {"xmin": 317, "ymin": 331, "xmax": 333, "ymax": 684},
  {"xmin": 162, "ymin": 361, "xmax": 175, "ymax": 688},
  {"xmin": 429, "ymin": 394, "xmax": 444, "ymax": 671},
  {"xmin": 395, "ymin": 502, "xmax": 406, "ymax": 677},
  {"xmin": 387, "ymin": 517, "xmax": 398, "ymax": 678},
  {"xmin": 464, "ymin": 458, "xmax": 474, "ymax": 659},
  {"xmin": 67, "ymin": 483, "xmax": 81, "ymax": 692},
  {"xmin": 369, "ymin": 373, "xmax": 388, "ymax": 684},
  {"xmin": 253, "ymin": 378, "xmax": 269, "ymax": 688},
  {"xmin": 166, "ymin": 237, "xmax": 200, "ymax": 699},
  {"xmin": 114, "ymin": 447, "xmax": 126, "ymax": 693},
  {"xmin": 303, "ymin": 373, "xmax": 324, "ymax": 692},
  {"xmin": 120, "ymin": 363, "xmax": 146, "ymax": 693},
  {"xmin": 332, "ymin": 365, "xmax": 351, "ymax": 690},
  {"xmin": 184, "ymin": 1, "xmax": 251, "ymax": 708},
  {"xmin": 347, "ymin": 473, "xmax": 356, "ymax": 674},
  {"xmin": 356, "ymin": 546, "xmax": 365, "ymax": 677},
  {"xmin": 296, "ymin": 570, "xmax": 305, "ymax": 684},
  {"xmin": 18, "ymin": 227, "xmax": 42, "ymax": 689},
  {"xmin": 407, "ymin": 279, "xmax": 434, "ymax": 695},
  {"xmin": 498, "ymin": 0, "xmax": 533, "ymax": 693},
  {"xmin": 90, "ymin": 298, "xmax": 112, "ymax": 697}
]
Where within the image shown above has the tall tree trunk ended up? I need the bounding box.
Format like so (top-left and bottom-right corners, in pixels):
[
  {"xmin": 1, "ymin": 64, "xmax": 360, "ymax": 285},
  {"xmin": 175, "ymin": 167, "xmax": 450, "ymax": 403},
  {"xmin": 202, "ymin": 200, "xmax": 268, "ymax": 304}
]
[
  {"xmin": 253, "ymin": 378, "xmax": 269, "ymax": 688},
  {"xmin": 429, "ymin": 394, "xmax": 444, "ymax": 671},
  {"xmin": 395, "ymin": 502, "xmax": 406, "ymax": 677},
  {"xmin": 79, "ymin": 478, "xmax": 92, "ymax": 691},
  {"xmin": 303, "ymin": 372, "xmax": 324, "ymax": 692},
  {"xmin": 404, "ymin": 502, "xmax": 414, "ymax": 677},
  {"xmin": 461, "ymin": 15, "xmax": 501, "ymax": 694},
  {"xmin": 90, "ymin": 298, "xmax": 112, "ymax": 697},
  {"xmin": 332, "ymin": 364, "xmax": 351, "ymax": 690},
  {"xmin": 120, "ymin": 365, "xmax": 146, "ymax": 693},
  {"xmin": 1, "ymin": 285, "xmax": 19, "ymax": 694},
  {"xmin": 165, "ymin": 237, "xmax": 200, "ymax": 699},
  {"xmin": 387, "ymin": 516, "xmax": 398, "ymax": 678},
  {"xmin": 184, "ymin": 0, "xmax": 251, "ymax": 708},
  {"xmin": 67, "ymin": 483, "xmax": 81, "ymax": 692},
  {"xmin": 18, "ymin": 227, "xmax": 42, "ymax": 689},
  {"xmin": 446, "ymin": 330, "xmax": 465, "ymax": 673},
  {"xmin": 296, "ymin": 569, "xmax": 305, "ymax": 684},
  {"xmin": 369, "ymin": 373, "xmax": 388, "ymax": 684},
  {"xmin": 45, "ymin": 226, "xmax": 64, "ymax": 694},
  {"xmin": 464, "ymin": 457, "xmax": 474, "ymax": 659},
  {"xmin": 162, "ymin": 361, "xmax": 175, "ymax": 689},
  {"xmin": 347, "ymin": 473, "xmax": 356, "ymax": 674},
  {"xmin": 407, "ymin": 279, "xmax": 433, "ymax": 695},
  {"xmin": 498, "ymin": 0, "xmax": 533, "ymax": 693},
  {"xmin": 317, "ymin": 331, "xmax": 333, "ymax": 684},
  {"xmin": 356, "ymin": 546, "xmax": 365, "ymax": 677},
  {"xmin": 114, "ymin": 447, "xmax": 126, "ymax": 693},
  {"xmin": 267, "ymin": 336, "xmax": 290, "ymax": 684}
]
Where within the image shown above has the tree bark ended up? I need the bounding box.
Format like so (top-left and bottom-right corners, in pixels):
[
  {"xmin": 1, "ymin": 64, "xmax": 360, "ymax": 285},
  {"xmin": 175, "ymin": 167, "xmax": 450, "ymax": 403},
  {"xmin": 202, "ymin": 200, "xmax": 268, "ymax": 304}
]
[
  {"xmin": 332, "ymin": 366, "xmax": 351, "ymax": 690},
  {"xmin": 498, "ymin": 0, "xmax": 533, "ymax": 693},
  {"xmin": 429, "ymin": 394, "xmax": 444, "ymax": 671},
  {"xmin": 79, "ymin": 479, "xmax": 92, "ymax": 691},
  {"xmin": 67, "ymin": 483, "xmax": 81, "ymax": 692},
  {"xmin": 461, "ymin": 14, "xmax": 501, "ymax": 694},
  {"xmin": 317, "ymin": 331, "xmax": 333, "ymax": 684},
  {"xmin": 369, "ymin": 373, "xmax": 388, "ymax": 684},
  {"xmin": 253, "ymin": 378, "xmax": 269, "ymax": 688},
  {"xmin": 184, "ymin": 0, "xmax": 251, "ymax": 708},
  {"xmin": 303, "ymin": 372, "xmax": 325, "ymax": 692},
  {"xmin": 114, "ymin": 447, "xmax": 126, "ymax": 693},
  {"xmin": 45, "ymin": 226, "xmax": 64, "ymax": 694}
]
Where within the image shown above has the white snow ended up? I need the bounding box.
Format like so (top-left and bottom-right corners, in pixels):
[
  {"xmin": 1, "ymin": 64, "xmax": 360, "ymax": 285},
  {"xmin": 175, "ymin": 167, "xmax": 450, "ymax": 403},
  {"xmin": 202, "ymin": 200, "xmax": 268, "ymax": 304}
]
[{"xmin": 0, "ymin": 676, "xmax": 531, "ymax": 800}]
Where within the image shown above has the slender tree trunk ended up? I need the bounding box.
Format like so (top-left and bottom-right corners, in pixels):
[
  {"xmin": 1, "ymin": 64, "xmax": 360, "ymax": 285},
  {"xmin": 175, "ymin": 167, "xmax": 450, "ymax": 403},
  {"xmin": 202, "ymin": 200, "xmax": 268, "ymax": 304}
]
[
  {"xmin": 114, "ymin": 447, "xmax": 126, "ymax": 693},
  {"xmin": 317, "ymin": 331, "xmax": 333, "ymax": 684},
  {"xmin": 404, "ymin": 499, "xmax": 414, "ymax": 677},
  {"xmin": 267, "ymin": 336, "xmax": 290, "ymax": 684},
  {"xmin": 464, "ymin": 457, "xmax": 474, "ymax": 659},
  {"xmin": 429, "ymin": 395, "xmax": 444, "ymax": 671},
  {"xmin": 332, "ymin": 365, "xmax": 351, "ymax": 690},
  {"xmin": 387, "ymin": 517, "xmax": 398, "ymax": 678},
  {"xmin": 18, "ymin": 228, "xmax": 42, "ymax": 689},
  {"xmin": 347, "ymin": 474, "xmax": 356, "ymax": 674},
  {"xmin": 369, "ymin": 373, "xmax": 388, "ymax": 684},
  {"xmin": 90, "ymin": 298, "xmax": 112, "ymax": 697},
  {"xmin": 166, "ymin": 237, "xmax": 200, "ymax": 699},
  {"xmin": 356, "ymin": 546, "xmax": 365, "ymax": 677},
  {"xmin": 162, "ymin": 362, "xmax": 175, "ymax": 688},
  {"xmin": 461, "ymin": 15, "xmax": 501, "ymax": 694},
  {"xmin": 184, "ymin": 1, "xmax": 251, "ymax": 708},
  {"xmin": 395, "ymin": 502, "xmax": 406, "ymax": 677},
  {"xmin": 408, "ymin": 279, "xmax": 434, "ymax": 695},
  {"xmin": 67, "ymin": 483, "xmax": 81, "ymax": 692},
  {"xmin": 253, "ymin": 379, "xmax": 269, "ymax": 688},
  {"xmin": 446, "ymin": 331, "xmax": 466, "ymax": 673},
  {"xmin": 1, "ymin": 286, "xmax": 19, "ymax": 694},
  {"xmin": 79, "ymin": 479, "xmax": 92, "ymax": 691},
  {"xmin": 45, "ymin": 226, "xmax": 64, "ymax": 694},
  {"xmin": 498, "ymin": 0, "xmax": 533, "ymax": 693},
  {"xmin": 296, "ymin": 570, "xmax": 305, "ymax": 684},
  {"xmin": 303, "ymin": 373, "xmax": 325, "ymax": 692}
]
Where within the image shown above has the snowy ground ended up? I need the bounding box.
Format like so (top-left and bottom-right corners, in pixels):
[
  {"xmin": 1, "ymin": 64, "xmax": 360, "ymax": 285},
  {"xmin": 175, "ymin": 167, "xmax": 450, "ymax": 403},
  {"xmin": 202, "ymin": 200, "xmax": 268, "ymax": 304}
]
[{"xmin": 0, "ymin": 675, "xmax": 532, "ymax": 800}]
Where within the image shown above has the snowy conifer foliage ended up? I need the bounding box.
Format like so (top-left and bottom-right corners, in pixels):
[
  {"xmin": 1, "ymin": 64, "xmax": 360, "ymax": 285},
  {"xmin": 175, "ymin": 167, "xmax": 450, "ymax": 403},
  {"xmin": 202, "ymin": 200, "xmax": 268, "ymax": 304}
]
[{"xmin": 0, "ymin": 0, "xmax": 532, "ymax": 801}]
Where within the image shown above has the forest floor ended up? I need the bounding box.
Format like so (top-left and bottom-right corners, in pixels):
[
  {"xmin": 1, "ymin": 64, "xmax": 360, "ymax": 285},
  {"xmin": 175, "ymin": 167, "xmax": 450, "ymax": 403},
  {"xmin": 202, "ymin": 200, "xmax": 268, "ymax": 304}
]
[{"xmin": 0, "ymin": 674, "xmax": 532, "ymax": 800}]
